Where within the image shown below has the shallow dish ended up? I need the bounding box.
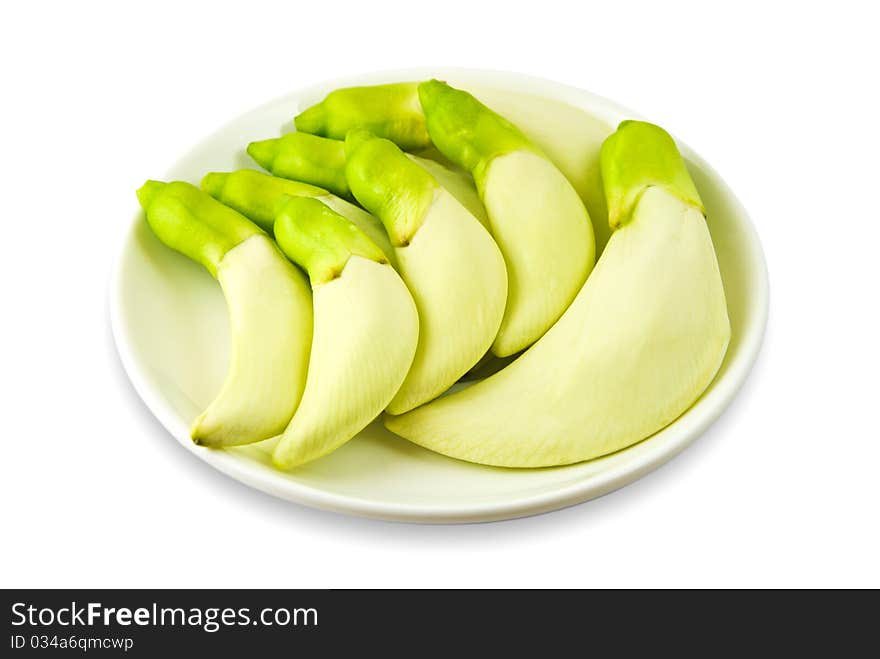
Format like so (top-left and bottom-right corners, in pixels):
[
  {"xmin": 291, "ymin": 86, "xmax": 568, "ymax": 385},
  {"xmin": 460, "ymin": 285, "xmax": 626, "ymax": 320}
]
[{"xmin": 111, "ymin": 69, "xmax": 768, "ymax": 523}]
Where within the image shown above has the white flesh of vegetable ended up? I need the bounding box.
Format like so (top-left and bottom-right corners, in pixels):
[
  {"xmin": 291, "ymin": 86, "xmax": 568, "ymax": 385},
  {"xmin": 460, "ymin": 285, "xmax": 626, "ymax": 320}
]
[
  {"xmin": 191, "ymin": 235, "xmax": 313, "ymax": 446},
  {"xmin": 481, "ymin": 150, "xmax": 595, "ymax": 356},
  {"xmin": 273, "ymin": 256, "xmax": 418, "ymax": 468},
  {"xmin": 387, "ymin": 189, "xmax": 507, "ymax": 414}
]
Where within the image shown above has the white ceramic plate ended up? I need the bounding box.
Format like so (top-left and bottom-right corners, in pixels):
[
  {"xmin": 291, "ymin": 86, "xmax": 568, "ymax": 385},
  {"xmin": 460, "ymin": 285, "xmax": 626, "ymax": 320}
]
[{"xmin": 111, "ymin": 69, "xmax": 768, "ymax": 523}]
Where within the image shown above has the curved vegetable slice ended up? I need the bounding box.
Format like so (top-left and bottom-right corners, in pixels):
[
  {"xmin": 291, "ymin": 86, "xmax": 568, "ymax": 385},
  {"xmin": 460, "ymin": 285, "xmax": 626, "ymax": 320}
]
[
  {"xmin": 386, "ymin": 122, "xmax": 730, "ymax": 467},
  {"xmin": 136, "ymin": 180, "xmax": 312, "ymax": 447},
  {"xmin": 272, "ymin": 198, "xmax": 418, "ymax": 469},
  {"xmin": 418, "ymin": 80, "xmax": 595, "ymax": 356},
  {"xmin": 346, "ymin": 130, "xmax": 507, "ymax": 414}
]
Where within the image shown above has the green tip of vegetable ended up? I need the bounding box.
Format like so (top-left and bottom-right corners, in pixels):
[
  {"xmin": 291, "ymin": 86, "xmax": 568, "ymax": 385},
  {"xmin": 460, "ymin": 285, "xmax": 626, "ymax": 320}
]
[
  {"xmin": 136, "ymin": 180, "xmax": 263, "ymax": 278},
  {"xmin": 136, "ymin": 180, "xmax": 166, "ymax": 211},
  {"xmin": 200, "ymin": 172, "xmax": 228, "ymax": 198},
  {"xmin": 416, "ymin": 79, "xmax": 448, "ymax": 108},
  {"xmin": 275, "ymin": 196, "xmax": 387, "ymax": 286},
  {"xmin": 344, "ymin": 133, "xmax": 438, "ymax": 247},
  {"xmin": 416, "ymin": 79, "xmax": 536, "ymax": 186},
  {"xmin": 294, "ymin": 83, "xmax": 428, "ymax": 149},
  {"xmin": 600, "ymin": 120, "xmax": 703, "ymax": 229},
  {"xmin": 294, "ymin": 103, "xmax": 326, "ymax": 135},
  {"xmin": 343, "ymin": 128, "xmax": 377, "ymax": 158},
  {"xmin": 246, "ymin": 138, "xmax": 278, "ymax": 170}
]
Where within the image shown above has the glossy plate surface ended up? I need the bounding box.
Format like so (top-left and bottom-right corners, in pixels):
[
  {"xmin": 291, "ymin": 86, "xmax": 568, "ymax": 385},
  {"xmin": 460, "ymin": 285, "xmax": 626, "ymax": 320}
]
[{"xmin": 111, "ymin": 69, "xmax": 768, "ymax": 523}]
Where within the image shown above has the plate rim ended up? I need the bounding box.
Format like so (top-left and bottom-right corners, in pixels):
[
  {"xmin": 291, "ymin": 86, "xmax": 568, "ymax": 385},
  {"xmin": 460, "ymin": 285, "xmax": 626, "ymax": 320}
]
[{"xmin": 110, "ymin": 67, "xmax": 770, "ymax": 523}]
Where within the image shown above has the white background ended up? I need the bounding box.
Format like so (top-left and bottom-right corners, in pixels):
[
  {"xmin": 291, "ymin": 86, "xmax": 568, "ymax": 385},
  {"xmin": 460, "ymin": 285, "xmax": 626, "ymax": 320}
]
[{"xmin": 1, "ymin": 1, "xmax": 878, "ymax": 588}]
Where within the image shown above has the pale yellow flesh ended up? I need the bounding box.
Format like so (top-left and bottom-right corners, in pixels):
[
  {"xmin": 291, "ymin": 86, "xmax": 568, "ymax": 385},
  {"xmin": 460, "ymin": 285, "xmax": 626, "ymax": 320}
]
[
  {"xmin": 482, "ymin": 150, "xmax": 595, "ymax": 356},
  {"xmin": 273, "ymin": 256, "xmax": 418, "ymax": 469},
  {"xmin": 470, "ymin": 86, "xmax": 614, "ymax": 253},
  {"xmin": 406, "ymin": 154, "xmax": 489, "ymax": 229},
  {"xmin": 316, "ymin": 193, "xmax": 397, "ymax": 267},
  {"xmin": 386, "ymin": 190, "xmax": 507, "ymax": 414},
  {"xmin": 386, "ymin": 187, "xmax": 730, "ymax": 467},
  {"xmin": 192, "ymin": 235, "xmax": 313, "ymax": 446}
]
